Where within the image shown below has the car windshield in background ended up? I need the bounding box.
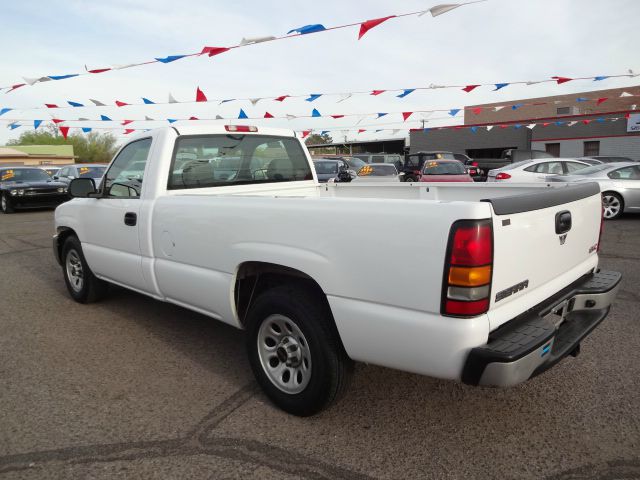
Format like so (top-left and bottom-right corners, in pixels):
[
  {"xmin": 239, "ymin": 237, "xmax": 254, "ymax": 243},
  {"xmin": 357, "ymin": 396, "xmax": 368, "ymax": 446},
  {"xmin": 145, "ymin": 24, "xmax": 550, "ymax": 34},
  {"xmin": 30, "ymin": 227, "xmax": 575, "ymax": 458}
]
[
  {"xmin": 169, "ymin": 135, "xmax": 312, "ymax": 189},
  {"xmin": 572, "ymin": 165, "xmax": 611, "ymax": 176},
  {"xmin": 78, "ymin": 166, "xmax": 106, "ymax": 178},
  {"xmin": 314, "ymin": 161, "xmax": 339, "ymax": 174},
  {"xmin": 362, "ymin": 164, "xmax": 397, "ymax": 176},
  {"xmin": 345, "ymin": 157, "xmax": 366, "ymax": 170},
  {"xmin": 418, "ymin": 153, "xmax": 455, "ymax": 161},
  {"xmin": 422, "ymin": 161, "xmax": 466, "ymax": 175},
  {"xmin": 0, "ymin": 168, "xmax": 52, "ymax": 182}
]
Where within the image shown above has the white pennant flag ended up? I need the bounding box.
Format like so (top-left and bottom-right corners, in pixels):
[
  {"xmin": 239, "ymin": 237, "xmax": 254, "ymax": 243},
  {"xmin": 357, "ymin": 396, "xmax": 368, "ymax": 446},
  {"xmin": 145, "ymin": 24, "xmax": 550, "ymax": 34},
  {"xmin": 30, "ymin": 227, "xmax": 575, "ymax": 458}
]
[
  {"xmin": 78, "ymin": 117, "xmax": 90, "ymax": 121},
  {"xmin": 215, "ymin": 115, "xmax": 223, "ymax": 120},
  {"xmin": 286, "ymin": 114, "xmax": 297, "ymax": 120},
  {"xmin": 249, "ymin": 98, "xmax": 261, "ymax": 106},
  {"xmin": 526, "ymin": 81, "xmax": 542, "ymax": 85},
  {"xmin": 145, "ymin": 115, "xmax": 154, "ymax": 121},
  {"xmin": 90, "ymin": 99, "xmax": 106, "ymax": 106},
  {"xmin": 239, "ymin": 36, "xmax": 276, "ymax": 46},
  {"xmin": 567, "ymin": 121, "xmax": 577, "ymax": 127},
  {"xmin": 337, "ymin": 93, "xmax": 352, "ymax": 103},
  {"xmin": 526, "ymin": 124, "xmax": 536, "ymax": 129},
  {"xmin": 23, "ymin": 77, "xmax": 41, "ymax": 86},
  {"xmin": 620, "ymin": 91, "xmax": 633, "ymax": 97},
  {"xmin": 426, "ymin": 4, "xmax": 461, "ymax": 17},
  {"xmin": 113, "ymin": 63, "xmax": 137, "ymax": 70},
  {"xmin": 611, "ymin": 117, "xmax": 620, "ymax": 122},
  {"xmin": 486, "ymin": 126, "xmax": 494, "ymax": 131},
  {"xmin": 494, "ymin": 106, "xmax": 505, "ymax": 112},
  {"xmin": 168, "ymin": 93, "xmax": 178, "ymax": 104}
]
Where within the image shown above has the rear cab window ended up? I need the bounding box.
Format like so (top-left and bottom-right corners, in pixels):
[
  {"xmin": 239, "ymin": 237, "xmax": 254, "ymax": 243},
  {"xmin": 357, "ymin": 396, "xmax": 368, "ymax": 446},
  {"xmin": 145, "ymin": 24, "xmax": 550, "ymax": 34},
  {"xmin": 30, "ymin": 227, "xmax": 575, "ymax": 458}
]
[{"xmin": 168, "ymin": 134, "xmax": 312, "ymax": 189}]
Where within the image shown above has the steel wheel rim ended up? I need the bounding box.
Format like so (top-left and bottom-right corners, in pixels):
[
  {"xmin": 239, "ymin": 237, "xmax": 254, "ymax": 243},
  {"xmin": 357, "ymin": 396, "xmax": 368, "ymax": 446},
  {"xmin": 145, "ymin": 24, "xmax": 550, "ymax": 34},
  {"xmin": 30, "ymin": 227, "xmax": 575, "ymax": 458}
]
[
  {"xmin": 602, "ymin": 195, "xmax": 621, "ymax": 219},
  {"xmin": 1, "ymin": 195, "xmax": 6, "ymax": 211},
  {"xmin": 257, "ymin": 314, "xmax": 312, "ymax": 394},
  {"xmin": 65, "ymin": 249, "xmax": 84, "ymax": 292}
]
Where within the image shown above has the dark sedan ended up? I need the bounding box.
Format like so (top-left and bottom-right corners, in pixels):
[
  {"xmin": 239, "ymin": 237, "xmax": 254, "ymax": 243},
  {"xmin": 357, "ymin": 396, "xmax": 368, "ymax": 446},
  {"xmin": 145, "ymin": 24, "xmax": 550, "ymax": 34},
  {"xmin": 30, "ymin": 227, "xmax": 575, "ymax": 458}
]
[{"xmin": 0, "ymin": 167, "xmax": 69, "ymax": 213}]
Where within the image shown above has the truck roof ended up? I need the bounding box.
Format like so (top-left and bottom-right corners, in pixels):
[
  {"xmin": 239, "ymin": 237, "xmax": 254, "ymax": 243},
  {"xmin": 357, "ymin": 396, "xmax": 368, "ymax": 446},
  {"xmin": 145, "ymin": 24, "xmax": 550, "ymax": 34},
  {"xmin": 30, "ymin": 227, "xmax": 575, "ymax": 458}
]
[{"xmin": 129, "ymin": 124, "xmax": 298, "ymax": 140}]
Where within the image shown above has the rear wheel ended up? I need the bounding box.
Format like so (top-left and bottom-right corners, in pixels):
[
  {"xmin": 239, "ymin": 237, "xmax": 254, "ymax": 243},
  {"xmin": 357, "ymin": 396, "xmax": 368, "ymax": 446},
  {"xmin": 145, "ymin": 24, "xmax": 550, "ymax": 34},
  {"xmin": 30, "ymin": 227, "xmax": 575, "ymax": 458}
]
[
  {"xmin": 602, "ymin": 192, "xmax": 623, "ymax": 220},
  {"xmin": 245, "ymin": 284, "xmax": 353, "ymax": 416},
  {"xmin": 1, "ymin": 194, "xmax": 15, "ymax": 214},
  {"xmin": 62, "ymin": 236, "xmax": 108, "ymax": 303}
]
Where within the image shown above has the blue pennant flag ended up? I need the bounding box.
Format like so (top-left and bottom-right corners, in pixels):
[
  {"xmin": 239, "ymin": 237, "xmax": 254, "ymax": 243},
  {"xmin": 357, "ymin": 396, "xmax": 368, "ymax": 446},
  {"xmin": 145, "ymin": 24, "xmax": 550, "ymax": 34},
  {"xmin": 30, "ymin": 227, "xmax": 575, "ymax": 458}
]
[
  {"xmin": 82, "ymin": 127, "xmax": 92, "ymax": 133},
  {"xmin": 397, "ymin": 89, "xmax": 415, "ymax": 98},
  {"xmin": 596, "ymin": 117, "xmax": 605, "ymax": 123},
  {"xmin": 67, "ymin": 101, "xmax": 84, "ymax": 107},
  {"xmin": 34, "ymin": 120, "xmax": 42, "ymax": 129},
  {"xmin": 305, "ymin": 94, "xmax": 322, "ymax": 102},
  {"xmin": 9, "ymin": 122, "xmax": 20, "ymax": 130},
  {"xmin": 514, "ymin": 124, "xmax": 523, "ymax": 129},
  {"xmin": 0, "ymin": 108, "xmax": 12, "ymax": 116},
  {"xmin": 576, "ymin": 97, "xmax": 588, "ymax": 102},
  {"xmin": 511, "ymin": 103, "xmax": 523, "ymax": 110},
  {"xmin": 493, "ymin": 83, "xmax": 509, "ymax": 91},
  {"xmin": 449, "ymin": 109, "xmax": 461, "ymax": 117},
  {"xmin": 142, "ymin": 98, "xmax": 155, "ymax": 104},
  {"xmin": 167, "ymin": 119, "xmax": 177, "ymax": 123},
  {"xmin": 423, "ymin": 128, "xmax": 430, "ymax": 133},
  {"xmin": 287, "ymin": 24, "xmax": 326, "ymax": 35},
  {"xmin": 100, "ymin": 115, "xmax": 112, "ymax": 121},
  {"xmin": 555, "ymin": 121, "xmax": 565, "ymax": 126},
  {"xmin": 470, "ymin": 126, "xmax": 478, "ymax": 133},
  {"xmin": 155, "ymin": 55, "xmax": 187, "ymax": 64},
  {"xmin": 311, "ymin": 108, "xmax": 321, "ymax": 117},
  {"xmin": 593, "ymin": 76, "xmax": 609, "ymax": 81},
  {"xmin": 238, "ymin": 109, "xmax": 248, "ymax": 119},
  {"xmin": 320, "ymin": 130, "xmax": 329, "ymax": 135},
  {"xmin": 377, "ymin": 113, "xmax": 388, "ymax": 118},
  {"xmin": 48, "ymin": 74, "xmax": 79, "ymax": 80}
]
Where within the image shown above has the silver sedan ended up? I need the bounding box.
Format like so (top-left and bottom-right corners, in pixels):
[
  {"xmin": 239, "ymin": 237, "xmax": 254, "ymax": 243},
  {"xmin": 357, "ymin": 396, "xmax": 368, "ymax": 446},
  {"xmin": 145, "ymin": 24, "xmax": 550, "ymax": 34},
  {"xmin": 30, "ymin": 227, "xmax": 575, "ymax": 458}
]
[{"xmin": 549, "ymin": 162, "xmax": 640, "ymax": 219}]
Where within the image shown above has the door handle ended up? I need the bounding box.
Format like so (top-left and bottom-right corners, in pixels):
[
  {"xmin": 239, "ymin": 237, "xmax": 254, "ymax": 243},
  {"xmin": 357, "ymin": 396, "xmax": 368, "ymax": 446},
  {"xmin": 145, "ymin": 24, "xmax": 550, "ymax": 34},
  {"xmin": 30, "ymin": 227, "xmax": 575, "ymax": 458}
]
[{"xmin": 124, "ymin": 212, "xmax": 137, "ymax": 226}]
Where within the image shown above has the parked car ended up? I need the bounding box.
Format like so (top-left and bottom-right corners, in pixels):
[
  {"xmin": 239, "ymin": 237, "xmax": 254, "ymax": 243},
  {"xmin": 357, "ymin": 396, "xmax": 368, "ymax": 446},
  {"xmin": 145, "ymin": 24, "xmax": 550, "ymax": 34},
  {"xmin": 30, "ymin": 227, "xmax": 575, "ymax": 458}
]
[
  {"xmin": 40, "ymin": 166, "xmax": 64, "ymax": 177},
  {"xmin": 312, "ymin": 155, "xmax": 367, "ymax": 174},
  {"xmin": 579, "ymin": 156, "xmax": 636, "ymax": 163},
  {"xmin": 419, "ymin": 159, "xmax": 473, "ymax": 183},
  {"xmin": 0, "ymin": 166, "xmax": 69, "ymax": 213},
  {"xmin": 313, "ymin": 159, "xmax": 353, "ymax": 183},
  {"xmin": 467, "ymin": 149, "xmax": 554, "ymax": 179},
  {"xmin": 401, "ymin": 151, "xmax": 456, "ymax": 182},
  {"xmin": 353, "ymin": 153, "xmax": 404, "ymax": 166},
  {"xmin": 487, "ymin": 158, "xmax": 591, "ymax": 182},
  {"xmin": 452, "ymin": 153, "xmax": 480, "ymax": 180},
  {"xmin": 548, "ymin": 162, "xmax": 640, "ymax": 219},
  {"xmin": 351, "ymin": 163, "xmax": 403, "ymax": 182},
  {"xmin": 54, "ymin": 163, "xmax": 107, "ymax": 186},
  {"xmin": 54, "ymin": 124, "xmax": 620, "ymax": 416}
]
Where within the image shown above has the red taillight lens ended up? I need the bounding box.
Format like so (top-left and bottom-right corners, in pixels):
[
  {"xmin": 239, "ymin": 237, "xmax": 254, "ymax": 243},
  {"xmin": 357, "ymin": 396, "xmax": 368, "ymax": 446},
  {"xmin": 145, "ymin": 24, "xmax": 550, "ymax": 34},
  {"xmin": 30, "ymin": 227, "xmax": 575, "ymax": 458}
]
[
  {"xmin": 450, "ymin": 224, "xmax": 493, "ymax": 266},
  {"xmin": 225, "ymin": 125, "xmax": 258, "ymax": 132},
  {"xmin": 471, "ymin": 161, "xmax": 479, "ymax": 167},
  {"xmin": 495, "ymin": 172, "xmax": 511, "ymax": 180},
  {"xmin": 442, "ymin": 220, "xmax": 493, "ymax": 317}
]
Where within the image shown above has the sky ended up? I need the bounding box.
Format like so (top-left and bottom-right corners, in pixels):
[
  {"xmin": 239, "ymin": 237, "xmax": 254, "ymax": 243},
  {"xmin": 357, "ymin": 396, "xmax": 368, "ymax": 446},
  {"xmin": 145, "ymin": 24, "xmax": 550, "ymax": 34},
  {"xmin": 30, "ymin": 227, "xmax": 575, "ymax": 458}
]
[{"xmin": 0, "ymin": 0, "xmax": 639, "ymax": 147}]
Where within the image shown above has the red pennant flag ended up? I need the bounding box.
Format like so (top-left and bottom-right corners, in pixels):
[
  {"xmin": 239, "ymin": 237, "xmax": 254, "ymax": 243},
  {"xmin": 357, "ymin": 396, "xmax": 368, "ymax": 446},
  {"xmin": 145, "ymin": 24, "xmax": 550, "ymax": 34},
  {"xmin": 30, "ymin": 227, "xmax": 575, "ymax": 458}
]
[
  {"xmin": 274, "ymin": 95, "xmax": 289, "ymax": 102},
  {"xmin": 625, "ymin": 113, "xmax": 631, "ymax": 119},
  {"xmin": 370, "ymin": 90, "xmax": 386, "ymax": 96},
  {"xmin": 542, "ymin": 122, "xmax": 551, "ymax": 127},
  {"xmin": 8, "ymin": 83, "xmax": 26, "ymax": 92},
  {"xmin": 88, "ymin": 68, "xmax": 111, "ymax": 74},
  {"xmin": 196, "ymin": 87, "xmax": 207, "ymax": 102},
  {"xmin": 301, "ymin": 130, "xmax": 311, "ymax": 138},
  {"xmin": 45, "ymin": 104, "xmax": 58, "ymax": 108},
  {"xmin": 115, "ymin": 100, "xmax": 129, "ymax": 107},
  {"xmin": 402, "ymin": 112, "xmax": 413, "ymax": 121},
  {"xmin": 51, "ymin": 118, "xmax": 65, "ymax": 124},
  {"xmin": 472, "ymin": 107, "xmax": 482, "ymax": 115},
  {"xmin": 454, "ymin": 126, "xmax": 464, "ymax": 130},
  {"xmin": 200, "ymin": 46, "xmax": 230, "ymax": 57},
  {"xmin": 499, "ymin": 125, "xmax": 509, "ymax": 129},
  {"xmin": 121, "ymin": 120, "xmax": 133, "ymax": 126},
  {"xmin": 583, "ymin": 119, "xmax": 592, "ymax": 125},
  {"xmin": 189, "ymin": 116, "xmax": 199, "ymax": 120},
  {"xmin": 596, "ymin": 97, "xmax": 608, "ymax": 106},
  {"xmin": 358, "ymin": 129, "xmax": 366, "ymax": 133},
  {"xmin": 462, "ymin": 85, "xmax": 480, "ymax": 93},
  {"xmin": 59, "ymin": 126, "xmax": 70, "ymax": 139},
  {"xmin": 358, "ymin": 16, "xmax": 395, "ymax": 40},
  {"xmin": 330, "ymin": 115, "xmax": 345, "ymax": 119},
  {"xmin": 124, "ymin": 129, "xmax": 135, "ymax": 134},
  {"xmin": 263, "ymin": 112, "xmax": 274, "ymax": 118},
  {"xmin": 552, "ymin": 76, "xmax": 573, "ymax": 84}
]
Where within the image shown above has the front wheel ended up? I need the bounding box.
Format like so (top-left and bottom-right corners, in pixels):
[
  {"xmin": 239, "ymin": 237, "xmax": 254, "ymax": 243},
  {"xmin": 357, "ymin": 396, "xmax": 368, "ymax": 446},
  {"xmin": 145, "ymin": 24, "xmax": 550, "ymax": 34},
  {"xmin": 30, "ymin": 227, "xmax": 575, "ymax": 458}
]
[
  {"xmin": 602, "ymin": 192, "xmax": 624, "ymax": 220},
  {"xmin": 245, "ymin": 284, "xmax": 353, "ymax": 416},
  {"xmin": 62, "ymin": 236, "xmax": 108, "ymax": 303},
  {"xmin": 1, "ymin": 194, "xmax": 15, "ymax": 214}
]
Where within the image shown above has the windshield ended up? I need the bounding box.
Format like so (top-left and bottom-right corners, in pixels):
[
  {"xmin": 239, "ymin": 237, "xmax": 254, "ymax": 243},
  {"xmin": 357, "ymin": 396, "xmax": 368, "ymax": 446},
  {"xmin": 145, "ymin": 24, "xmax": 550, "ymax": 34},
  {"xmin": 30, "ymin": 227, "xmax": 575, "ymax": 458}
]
[
  {"xmin": 572, "ymin": 165, "xmax": 611, "ymax": 176},
  {"xmin": 422, "ymin": 161, "xmax": 466, "ymax": 175},
  {"xmin": 344, "ymin": 157, "xmax": 367, "ymax": 170},
  {"xmin": 314, "ymin": 161, "xmax": 339, "ymax": 174},
  {"xmin": 0, "ymin": 168, "xmax": 53, "ymax": 182},
  {"xmin": 360, "ymin": 164, "xmax": 398, "ymax": 176},
  {"xmin": 78, "ymin": 166, "xmax": 106, "ymax": 178}
]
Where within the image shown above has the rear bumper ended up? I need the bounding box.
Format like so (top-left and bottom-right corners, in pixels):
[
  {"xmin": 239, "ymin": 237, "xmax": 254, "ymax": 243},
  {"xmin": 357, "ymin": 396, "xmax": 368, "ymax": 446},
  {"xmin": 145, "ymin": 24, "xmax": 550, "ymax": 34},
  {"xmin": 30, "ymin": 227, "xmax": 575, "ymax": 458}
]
[{"xmin": 461, "ymin": 270, "xmax": 621, "ymax": 387}]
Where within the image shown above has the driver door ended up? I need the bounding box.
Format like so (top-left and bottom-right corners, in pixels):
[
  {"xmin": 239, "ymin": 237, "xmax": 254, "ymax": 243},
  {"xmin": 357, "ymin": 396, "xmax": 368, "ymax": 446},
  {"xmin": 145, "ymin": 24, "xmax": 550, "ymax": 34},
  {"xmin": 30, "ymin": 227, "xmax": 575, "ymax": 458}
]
[{"xmin": 79, "ymin": 138, "xmax": 153, "ymax": 293}]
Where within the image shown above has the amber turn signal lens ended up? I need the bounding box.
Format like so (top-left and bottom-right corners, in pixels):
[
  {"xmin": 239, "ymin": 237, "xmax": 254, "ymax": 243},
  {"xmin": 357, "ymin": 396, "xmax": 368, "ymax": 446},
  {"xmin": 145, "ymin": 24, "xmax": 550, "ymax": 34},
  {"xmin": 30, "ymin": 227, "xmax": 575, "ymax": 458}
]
[{"xmin": 448, "ymin": 265, "xmax": 491, "ymax": 287}]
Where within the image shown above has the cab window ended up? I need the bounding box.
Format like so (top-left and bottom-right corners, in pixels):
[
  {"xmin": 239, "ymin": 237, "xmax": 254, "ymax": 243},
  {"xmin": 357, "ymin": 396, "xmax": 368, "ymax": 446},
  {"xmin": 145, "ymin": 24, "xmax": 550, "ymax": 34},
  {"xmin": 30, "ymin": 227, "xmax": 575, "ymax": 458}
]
[{"xmin": 102, "ymin": 138, "xmax": 152, "ymax": 198}]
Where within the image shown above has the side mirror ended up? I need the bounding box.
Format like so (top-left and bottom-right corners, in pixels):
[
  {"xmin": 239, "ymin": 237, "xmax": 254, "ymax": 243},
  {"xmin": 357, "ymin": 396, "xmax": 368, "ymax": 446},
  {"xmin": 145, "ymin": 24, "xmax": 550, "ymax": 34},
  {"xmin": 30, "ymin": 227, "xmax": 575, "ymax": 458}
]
[
  {"xmin": 69, "ymin": 178, "xmax": 97, "ymax": 198},
  {"xmin": 52, "ymin": 175, "xmax": 59, "ymax": 180}
]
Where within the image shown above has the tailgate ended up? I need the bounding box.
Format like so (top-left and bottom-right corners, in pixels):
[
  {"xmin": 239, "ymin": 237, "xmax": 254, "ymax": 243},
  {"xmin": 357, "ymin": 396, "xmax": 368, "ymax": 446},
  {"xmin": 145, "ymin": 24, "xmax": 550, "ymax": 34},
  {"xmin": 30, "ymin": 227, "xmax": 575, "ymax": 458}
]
[{"xmin": 486, "ymin": 183, "xmax": 602, "ymax": 330}]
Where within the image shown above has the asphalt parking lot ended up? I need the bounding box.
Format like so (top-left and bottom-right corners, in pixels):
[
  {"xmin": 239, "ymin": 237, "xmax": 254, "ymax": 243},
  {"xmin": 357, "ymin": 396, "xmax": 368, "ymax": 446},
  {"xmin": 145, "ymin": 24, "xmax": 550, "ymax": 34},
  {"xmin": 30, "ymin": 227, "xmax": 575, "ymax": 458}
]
[{"xmin": 0, "ymin": 210, "xmax": 638, "ymax": 480}]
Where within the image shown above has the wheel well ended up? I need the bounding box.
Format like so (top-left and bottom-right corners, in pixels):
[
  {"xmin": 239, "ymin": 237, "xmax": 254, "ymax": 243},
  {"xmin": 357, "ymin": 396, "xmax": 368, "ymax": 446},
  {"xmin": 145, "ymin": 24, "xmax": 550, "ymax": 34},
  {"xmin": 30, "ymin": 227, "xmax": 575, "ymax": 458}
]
[
  {"xmin": 234, "ymin": 262, "xmax": 331, "ymax": 328},
  {"xmin": 56, "ymin": 227, "xmax": 77, "ymax": 259}
]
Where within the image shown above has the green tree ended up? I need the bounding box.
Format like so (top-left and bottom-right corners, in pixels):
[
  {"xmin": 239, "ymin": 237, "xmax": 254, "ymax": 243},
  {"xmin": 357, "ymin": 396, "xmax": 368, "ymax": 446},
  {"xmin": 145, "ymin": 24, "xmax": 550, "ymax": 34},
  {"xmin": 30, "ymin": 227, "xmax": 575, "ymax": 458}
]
[
  {"xmin": 7, "ymin": 125, "xmax": 118, "ymax": 163},
  {"xmin": 305, "ymin": 133, "xmax": 333, "ymax": 146}
]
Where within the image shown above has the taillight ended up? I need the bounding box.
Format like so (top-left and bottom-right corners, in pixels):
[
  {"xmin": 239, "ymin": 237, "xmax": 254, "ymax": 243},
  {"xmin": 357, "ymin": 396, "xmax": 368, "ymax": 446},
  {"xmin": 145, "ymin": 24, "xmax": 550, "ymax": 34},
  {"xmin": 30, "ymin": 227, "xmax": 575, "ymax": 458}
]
[
  {"xmin": 225, "ymin": 125, "xmax": 258, "ymax": 132},
  {"xmin": 471, "ymin": 161, "xmax": 479, "ymax": 167},
  {"xmin": 495, "ymin": 172, "xmax": 511, "ymax": 180},
  {"xmin": 442, "ymin": 220, "xmax": 493, "ymax": 317}
]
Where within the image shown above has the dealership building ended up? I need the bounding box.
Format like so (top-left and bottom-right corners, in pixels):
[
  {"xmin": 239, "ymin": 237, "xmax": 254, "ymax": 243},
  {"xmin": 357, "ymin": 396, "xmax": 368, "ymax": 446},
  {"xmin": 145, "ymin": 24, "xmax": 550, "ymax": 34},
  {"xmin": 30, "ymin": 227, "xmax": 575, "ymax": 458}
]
[{"xmin": 409, "ymin": 86, "xmax": 640, "ymax": 160}]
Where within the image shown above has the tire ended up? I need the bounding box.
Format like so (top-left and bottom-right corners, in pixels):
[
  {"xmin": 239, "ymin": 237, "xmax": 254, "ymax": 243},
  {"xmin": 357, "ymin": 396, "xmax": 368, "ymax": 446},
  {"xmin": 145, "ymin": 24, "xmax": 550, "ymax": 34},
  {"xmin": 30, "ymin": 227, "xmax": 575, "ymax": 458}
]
[
  {"xmin": 602, "ymin": 192, "xmax": 624, "ymax": 220},
  {"xmin": 245, "ymin": 284, "xmax": 353, "ymax": 416},
  {"xmin": 61, "ymin": 236, "xmax": 108, "ymax": 303},
  {"xmin": 1, "ymin": 193, "xmax": 15, "ymax": 214}
]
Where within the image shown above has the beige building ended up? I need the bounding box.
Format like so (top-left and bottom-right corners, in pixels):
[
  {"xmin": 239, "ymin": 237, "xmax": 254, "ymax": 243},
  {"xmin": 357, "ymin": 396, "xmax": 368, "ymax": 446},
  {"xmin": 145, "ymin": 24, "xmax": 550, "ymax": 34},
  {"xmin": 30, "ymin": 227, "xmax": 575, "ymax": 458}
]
[{"xmin": 0, "ymin": 145, "xmax": 75, "ymax": 166}]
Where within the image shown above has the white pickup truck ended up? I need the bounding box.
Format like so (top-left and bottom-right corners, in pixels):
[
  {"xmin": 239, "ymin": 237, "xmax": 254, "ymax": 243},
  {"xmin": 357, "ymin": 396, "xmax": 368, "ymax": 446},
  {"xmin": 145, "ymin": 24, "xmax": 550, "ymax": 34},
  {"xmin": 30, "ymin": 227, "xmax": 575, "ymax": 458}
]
[{"xmin": 53, "ymin": 125, "xmax": 621, "ymax": 416}]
